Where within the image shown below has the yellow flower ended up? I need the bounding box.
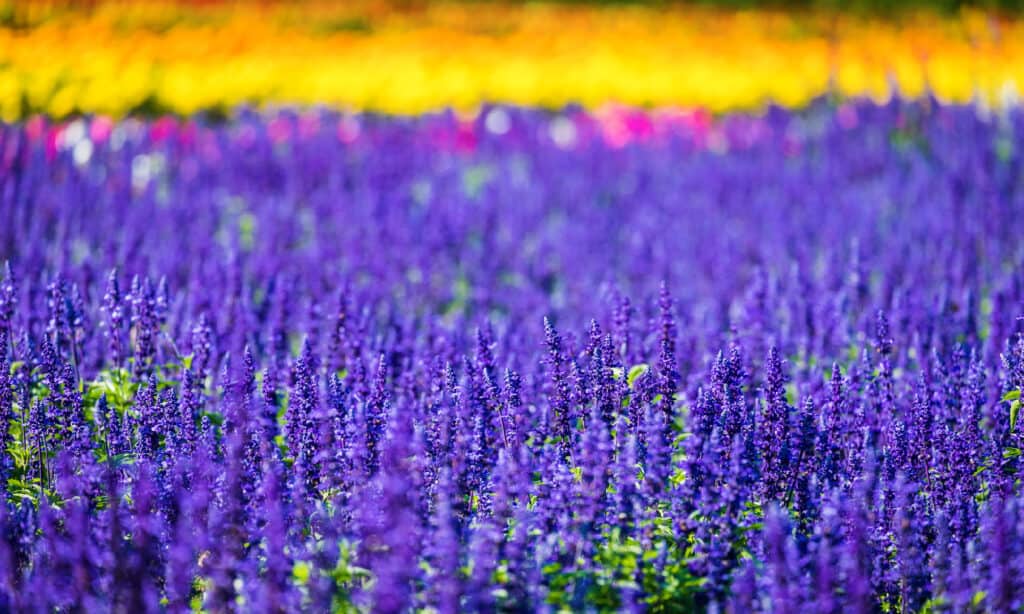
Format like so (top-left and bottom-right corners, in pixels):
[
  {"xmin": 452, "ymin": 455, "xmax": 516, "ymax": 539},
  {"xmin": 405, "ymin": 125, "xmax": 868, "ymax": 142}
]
[{"xmin": 1, "ymin": 2, "xmax": 1022, "ymax": 118}]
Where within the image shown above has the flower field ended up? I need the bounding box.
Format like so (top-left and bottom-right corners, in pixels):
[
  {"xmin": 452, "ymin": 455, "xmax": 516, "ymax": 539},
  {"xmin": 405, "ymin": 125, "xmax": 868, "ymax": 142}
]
[
  {"xmin": 2, "ymin": 100, "xmax": 1023, "ymax": 611},
  {"xmin": 3, "ymin": 1, "xmax": 1024, "ymax": 613}
]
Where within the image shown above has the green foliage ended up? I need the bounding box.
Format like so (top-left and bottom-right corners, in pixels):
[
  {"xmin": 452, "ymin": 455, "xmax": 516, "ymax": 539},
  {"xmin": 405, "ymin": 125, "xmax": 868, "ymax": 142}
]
[
  {"xmin": 536, "ymin": 519, "xmax": 705, "ymax": 612},
  {"xmin": 83, "ymin": 368, "xmax": 139, "ymax": 416},
  {"xmin": 626, "ymin": 364, "xmax": 649, "ymax": 388},
  {"xmin": 6, "ymin": 475, "xmax": 41, "ymax": 504},
  {"xmin": 323, "ymin": 541, "xmax": 371, "ymax": 613}
]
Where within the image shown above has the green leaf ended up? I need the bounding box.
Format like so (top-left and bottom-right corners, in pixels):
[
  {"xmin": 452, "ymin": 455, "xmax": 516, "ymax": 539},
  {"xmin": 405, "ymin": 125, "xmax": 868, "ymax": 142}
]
[
  {"xmin": 571, "ymin": 466, "xmax": 583, "ymax": 483},
  {"xmin": 785, "ymin": 382, "xmax": 798, "ymax": 406},
  {"xmin": 293, "ymin": 561, "xmax": 311, "ymax": 585},
  {"xmin": 920, "ymin": 595, "xmax": 949, "ymax": 614},
  {"xmin": 542, "ymin": 562, "xmax": 562, "ymax": 575},
  {"xmin": 1010, "ymin": 399, "xmax": 1021, "ymax": 434},
  {"xmin": 1002, "ymin": 447, "xmax": 1021, "ymax": 459},
  {"xmin": 1001, "ymin": 389, "xmax": 1020, "ymax": 402},
  {"xmin": 109, "ymin": 453, "xmax": 137, "ymax": 468},
  {"xmin": 971, "ymin": 591, "xmax": 987, "ymax": 608},
  {"xmin": 202, "ymin": 411, "xmax": 225, "ymax": 426},
  {"xmin": 626, "ymin": 364, "xmax": 649, "ymax": 388}
]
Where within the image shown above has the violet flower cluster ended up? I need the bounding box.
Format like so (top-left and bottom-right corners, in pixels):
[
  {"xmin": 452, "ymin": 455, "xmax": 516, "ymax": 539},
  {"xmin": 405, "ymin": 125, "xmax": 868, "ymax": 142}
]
[{"xmin": 0, "ymin": 98, "xmax": 1023, "ymax": 612}]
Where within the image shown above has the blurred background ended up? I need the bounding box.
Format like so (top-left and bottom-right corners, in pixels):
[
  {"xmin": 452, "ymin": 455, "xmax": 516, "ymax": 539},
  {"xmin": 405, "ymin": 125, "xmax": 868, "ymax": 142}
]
[{"xmin": 1, "ymin": 0, "xmax": 1022, "ymax": 121}]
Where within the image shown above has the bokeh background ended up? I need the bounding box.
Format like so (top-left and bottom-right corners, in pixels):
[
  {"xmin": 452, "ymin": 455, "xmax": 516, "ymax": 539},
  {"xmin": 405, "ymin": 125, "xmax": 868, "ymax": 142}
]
[{"xmin": 2, "ymin": 0, "xmax": 1023, "ymax": 119}]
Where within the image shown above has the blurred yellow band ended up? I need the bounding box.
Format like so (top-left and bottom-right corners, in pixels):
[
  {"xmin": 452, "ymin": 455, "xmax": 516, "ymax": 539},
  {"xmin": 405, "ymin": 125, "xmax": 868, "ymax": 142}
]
[{"xmin": 1, "ymin": 1, "xmax": 1023, "ymax": 119}]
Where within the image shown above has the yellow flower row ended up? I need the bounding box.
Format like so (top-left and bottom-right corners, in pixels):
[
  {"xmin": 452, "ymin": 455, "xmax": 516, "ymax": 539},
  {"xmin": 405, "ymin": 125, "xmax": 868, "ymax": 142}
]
[{"xmin": 1, "ymin": 1, "xmax": 1023, "ymax": 119}]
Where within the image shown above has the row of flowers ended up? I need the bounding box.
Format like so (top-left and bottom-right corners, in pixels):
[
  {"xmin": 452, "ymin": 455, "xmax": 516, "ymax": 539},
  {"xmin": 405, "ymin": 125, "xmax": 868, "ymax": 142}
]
[{"xmin": 2, "ymin": 1, "xmax": 1023, "ymax": 118}]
